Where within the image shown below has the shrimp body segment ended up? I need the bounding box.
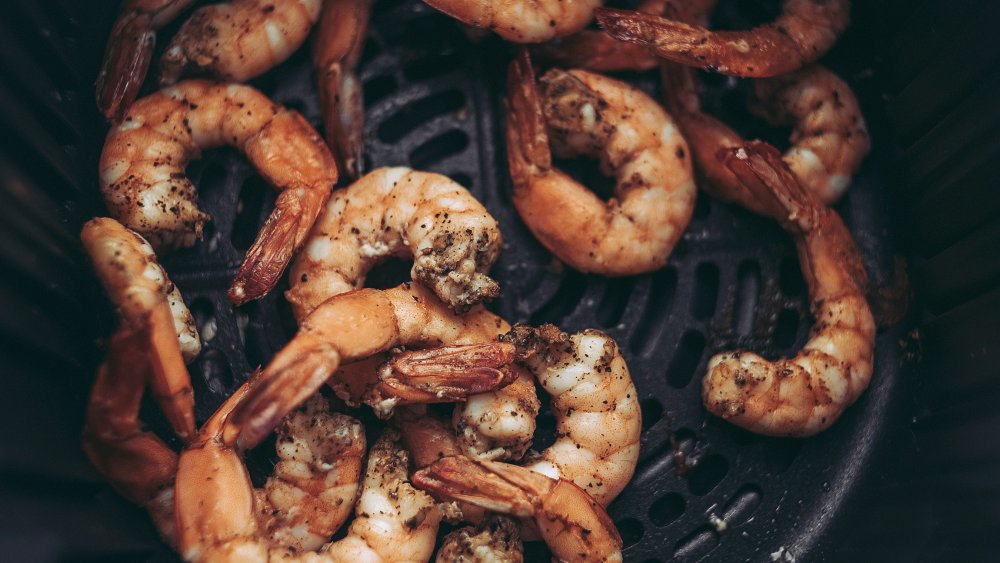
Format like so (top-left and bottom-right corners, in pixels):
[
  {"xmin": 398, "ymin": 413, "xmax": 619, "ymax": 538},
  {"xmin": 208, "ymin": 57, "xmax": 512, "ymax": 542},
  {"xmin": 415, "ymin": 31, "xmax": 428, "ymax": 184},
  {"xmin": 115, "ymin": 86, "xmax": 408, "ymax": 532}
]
[
  {"xmin": 314, "ymin": 0, "xmax": 373, "ymax": 180},
  {"xmin": 506, "ymin": 50, "xmax": 695, "ymax": 275},
  {"xmin": 81, "ymin": 217, "xmax": 197, "ymax": 440},
  {"xmin": 415, "ymin": 456, "xmax": 623, "ymax": 563},
  {"xmin": 453, "ymin": 365, "xmax": 540, "ymax": 462},
  {"xmin": 424, "ymin": 0, "xmax": 605, "ymax": 43},
  {"xmin": 287, "ymin": 167, "xmax": 503, "ymax": 320},
  {"xmin": 597, "ymin": 0, "xmax": 850, "ymax": 77},
  {"xmin": 159, "ymin": 0, "xmax": 323, "ymax": 85},
  {"xmin": 702, "ymin": 143, "xmax": 875, "ymax": 436},
  {"xmin": 506, "ymin": 324, "xmax": 640, "ymax": 506},
  {"xmin": 436, "ymin": 516, "xmax": 524, "ymax": 563},
  {"xmin": 99, "ymin": 80, "xmax": 339, "ymax": 305}
]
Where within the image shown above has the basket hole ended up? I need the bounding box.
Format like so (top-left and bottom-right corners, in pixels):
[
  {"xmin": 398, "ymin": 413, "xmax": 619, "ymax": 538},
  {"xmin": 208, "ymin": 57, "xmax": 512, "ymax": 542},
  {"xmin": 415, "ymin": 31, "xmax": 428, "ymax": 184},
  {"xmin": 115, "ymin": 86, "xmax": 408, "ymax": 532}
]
[
  {"xmin": 189, "ymin": 297, "xmax": 216, "ymax": 340},
  {"xmin": 596, "ymin": 277, "xmax": 635, "ymax": 328},
  {"xmin": 691, "ymin": 262, "xmax": 719, "ymax": 319},
  {"xmin": 448, "ymin": 172, "xmax": 473, "ymax": 189},
  {"xmin": 615, "ymin": 518, "xmax": 644, "ymax": 549},
  {"xmin": 733, "ymin": 261, "xmax": 761, "ymax": 336},
  {"xmin": 552, "ymin": 156, "xmax": 616, "ymax": 200},
  {"xmin": 533, "ymin": 410, "xmax": 557, "ymax": 452},
  {"xmin": 366, "ymin": 256, "xmax": 413, "ymax": 290},
  {"xmin": 687, "ymin": 454, "xmax": 728, "ymax": 496},
  {"xmin": 230, "ymin": 176, "xmax": 269, "ymax": 251},
  {"xmin": 779, "ymin": 256, "xmax": 805, "ymax": 296},
  {"xmin": 640, "ymin": 397, "xmax": 663, "ymax": 432},
  {"xmin": 377, "ymin": 89, "xmax": 465, "ymax": 143},
  {"xmin": 722, "ymin": 484, "xmax": 762, "ymax": 527},
  {"xmin": 673, "ymin": 525, "xmax": 719, "ymax": 561},
  {"xmin": 240, "ymin": 302, "xmax": 267, "ymax": 371},
  {"xmin": 193, "ymin": 162, "xmax": 228, "ymax": 201},
  {"xmin": 692, "ymin": 190, "xmax": 711, "ymax": 220},
  {"xmin": 629, "ymin": 267, "xmax": 677, "ymax": 357},
  {"xmin": 409, "ymin": 129, "xmax": 469, "ymax": 169},
  {"xmin": 649, "ymin": 493, "xmax": 685, "ymax": 526},
  {"xmin": 403, "ymin": 51, "xmax": 463, "ymax": 82},
  {"xmin": 358, "ymin": 37, "xmax": 382, "ymax": 65},
  {"xmin": 199, "ymin": 348, "xmax": 234, "ymax": 395},
  {"xmin": 773, "ymin": 308, "xmax": 800, "ymax": 349},
  {"xmin": 281, "ymin": 97, "xmax": 307, "ymax": 116},
  {"xmin": 530, "ymin": 270, "xmax": 586, "ymax": 326},
  {"xmin": 666, "ymin": 331, "xmax": 706, "ymax": 389},
  {"xmin": 364, "ymin": 74, "xmax": 398, "ymax": 106},
  {"xmin": 763, "ymin": 438, "xmax": 803, "ymax": 474}
]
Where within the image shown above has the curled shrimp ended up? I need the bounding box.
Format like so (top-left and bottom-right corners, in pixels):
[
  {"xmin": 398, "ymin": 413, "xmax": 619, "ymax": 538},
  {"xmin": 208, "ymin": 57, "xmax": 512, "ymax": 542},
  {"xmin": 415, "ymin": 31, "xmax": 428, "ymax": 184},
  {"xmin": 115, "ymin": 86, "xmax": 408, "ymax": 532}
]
[
  {"xmin": 99, "ymin": 80, "xmax": 339, "ymax": 305},
  {"xmin": 702, "ymin": 142, "xmax": 875, "ymax": 436},
  {"xmin": 596, "ymin": 0, "xmax": 850, "ymax": 77},
  {"xmin": 81, "ymin": 217, "xmax": 197, "ymax": 440},
  {"xmin": 423, "ymin": 0, "xmax": 605, "ymax": 43},
  {"xmin": 505, "ymin": 324, "xmax": 640, "ymax": 506},
  {"xmin": 287, "ymin": 167, "xmax": 502, "ymax": 319},
  {"xmin": 436, "ymin": 516, "xmax": 524, "ymax": 563},
  {"xmin": 415, "ymin": 456, "xmax": 623, "ymax": 563},
  {"xmin": 662, "ymin": 59, "xmax": 869, "ymax": 207},
  {"xmin": 175, "ymin": 389, "xmax": 372, "ymax": 561},
  {"xmin": 453, "ymin": 365, "xmax": 540, "ymax": 461},
  {"xmin": 95, "ymin": 0, "xmax": 197, "ymax": 121},
  {"xmin": 226, "ymin": 282, "xmax": 517, "ymax": 452},
  {"xmin": 313, "ymin": 0, "xmax": 373, "ymax": 180},
  {"xmin": 158, "ymin": 0, "xmax": 322, "ymax": 86},
  {"xmin": 506, "ymin": 49, "xmax": 695, "ymax": 276}
]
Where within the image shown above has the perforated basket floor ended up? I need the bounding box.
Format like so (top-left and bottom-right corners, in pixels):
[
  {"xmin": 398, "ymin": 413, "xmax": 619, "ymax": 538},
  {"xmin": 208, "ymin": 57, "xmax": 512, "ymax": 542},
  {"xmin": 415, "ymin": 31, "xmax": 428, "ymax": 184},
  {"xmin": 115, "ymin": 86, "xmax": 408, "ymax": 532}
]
[{"xmin": 121, "ymin": 1, "xmax": 910, "ymax": 561}]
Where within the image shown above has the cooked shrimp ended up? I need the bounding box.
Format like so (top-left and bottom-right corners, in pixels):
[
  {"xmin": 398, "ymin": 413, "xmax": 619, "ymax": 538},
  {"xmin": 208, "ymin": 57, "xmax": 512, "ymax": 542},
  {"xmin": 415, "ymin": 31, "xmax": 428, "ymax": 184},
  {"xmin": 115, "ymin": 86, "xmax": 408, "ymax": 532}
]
[
  {"xmin": 661, "ymin": 61, "xmax": 869, "ymax": 207},
  {"xmin": 286, "ymin": 167, "xmax": 502, "ymax": 319},
  {"xmin": 226, "ymin": 282, "xmax": 516, "ymax": 452},
  {"xmin": 506, "ymin": 49, "xmax": 695, "ymax": 275},
  {"xmin": 95, "ymin": 0, "xmax": 197, "ymax": 121},
  {"xmin": 702, "ymin": 142, "xmax": 875, "ymax": 436},
  {"xmin": 81, "ymin": 217, "xmax": 197, "ymax": 440},
  {"xmin": 436, "ymin": 516, "xmax": 524, "ymax": 563},
  {"xmin": 596, "ymin": 0, "xmax": 850, "ymax": 77},
  {"xmin": 415, "ymin": 456, "xmax": 623, "ymax": 563},
  {"xmin": 314, "ymin": 0, "xmax": 373, "ymax": 180},
  {"xmin": 178, "ymin": 421, "xmax": 439, "ymax": 563},
  {"xmin": 99, "ymin": 80, "xmax": 339, "ymax": 305},
  {"xmin": 453, "ymin": 365, "xmax": 539, "ymax": 461},
  {"xmin": 424, "ymin": 0, "xmax": 605, "ymax": 43},
  {"xmin": 82, "ymin": 319, "xmax": 181, "ymax": 547},
  {"xmin": 504, "ymin": 324, "xmax": 640, "ymax": 506},
  {"xmin": 158, "ymin": 0, "xmax": 322, "ymax": 86}
]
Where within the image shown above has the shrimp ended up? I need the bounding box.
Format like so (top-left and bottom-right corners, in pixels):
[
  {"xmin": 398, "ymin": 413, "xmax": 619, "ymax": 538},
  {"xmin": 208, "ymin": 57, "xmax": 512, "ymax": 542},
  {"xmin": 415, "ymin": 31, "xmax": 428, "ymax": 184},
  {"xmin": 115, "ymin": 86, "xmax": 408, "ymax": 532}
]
[
  {"xmin": 661, "ymin": 60, "xmax": 869, "ymax": 207},
  {"xmin": 702, "ymin": 142, "xmax": 875, "ymax": 436},
  {"xmin": 452, "ymin": 365, "xmax": 539, "ymax": 462},
  {"xmin": 596, "ymin": 0, "xmax": 850, "ymax": 77},
  {"xmin": 286, "ymin": 167, "xmax": 503, "ymax": 320},
  {"xmin": 225, "ymin": 282, "xmax": 517, "ymax": 452},
  {"xmin": 415, "ymin": 456, "xmax": 623, "ymax": 563},
  {"xmin": 82, "ymin": 319, "xmax": 181, "ymax": 547},
  {"xmin": 177, "ymin": 420, "xmax": 440, "ymax": 562},
  {"xmin": 313, "ymin": 0, "xmax": 373, "ymax": 180},
  {"xmin": 436, "ymin": 516, "xmax": 524, "ymax": 563},
  {"xmin": 504, "ymin": 324, "xmax": 640, "ymax": 507},
  {"xmin": 423, "ymin": 0, "xmax": 605, "ymax": 43},
  {"xmin": 505, "ymin": 49, "xmax": 695, "ymax": 276},
  {"xmin": 95, "ymin": 0, "xmax": 197, "ymax": 121},
  {"xmin": 99, "ymin": 80, "xmax": 339, "ymax": 305},
  {"xmin": 81, "ymin": 217, "xmax": 197, "ymax": 440},
  {"xmin": 158, "ymin": 0, "xmax": 323, "ymax": 86}
]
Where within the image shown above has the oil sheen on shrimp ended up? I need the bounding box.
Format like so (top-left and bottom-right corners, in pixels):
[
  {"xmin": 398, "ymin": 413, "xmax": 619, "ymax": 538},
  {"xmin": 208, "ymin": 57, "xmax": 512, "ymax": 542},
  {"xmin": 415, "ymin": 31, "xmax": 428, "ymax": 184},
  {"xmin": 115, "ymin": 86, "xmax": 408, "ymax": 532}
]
[
  {"xmin": 159, "ymin": 0, "xmax": 323, "ymax": 85},
  {"xmin": 597, "ymin": 0, "xmax": 850, "ymax": 77},
  {"xmin": 702, "ymin": 142, "xmax": 876, "ymax": 436},
  {"xmin": 287, "ymin": 167, "xmax": 502, "ymax": 320},
  {"xmin": 506, "ymin": 49, "xmax": 695, "ymax": 276},
  {"xmin": 99, "ymin": 80, "xmax": 339, "ymax": 305},
  {"xmin": 81, "ymin": 217, "xmax": 197, "ymax": 440},
  {"xmin": 424, "ymin": 0, "xmax": 605, "ymax": 43}
]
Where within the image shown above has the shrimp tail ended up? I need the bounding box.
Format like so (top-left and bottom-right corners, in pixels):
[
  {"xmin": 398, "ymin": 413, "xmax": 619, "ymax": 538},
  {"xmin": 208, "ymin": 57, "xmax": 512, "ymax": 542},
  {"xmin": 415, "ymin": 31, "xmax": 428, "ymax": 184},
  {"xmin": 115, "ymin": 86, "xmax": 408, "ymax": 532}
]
[
  {"xmin": 228, "ymin": 186, "xmax": 326, "ymax": 305},
  {"xmin": 226, "ymin": 337, "xmax": 342, "ymax": 452},
  {"xmin": 318, "ymin": 64, "xmax": 366, "ymax": 180},
  {"xmin": 144, "ymin": 301, "xmax": 197, "ymax": 441},
  {"xmin": 505, "ymin": 48, "xmax": 551, "ymax": 185},
  {"xmin": 596, "ymin": 8, "xmax": 706, "ymax": 62},
  {"xmin": 370, "ymin": 343, "xmax": 517, "ymax": 414},
  {"xmin": 719, "ymin": 142, "xmax": 818, "ymax": 229},
  {"xmin": 95, "ymin": 12, "xmax": 155, "ymax": 122},
  {"xmin": 413, "ymin": 456, "xmax": 537, "ymax": 517}
]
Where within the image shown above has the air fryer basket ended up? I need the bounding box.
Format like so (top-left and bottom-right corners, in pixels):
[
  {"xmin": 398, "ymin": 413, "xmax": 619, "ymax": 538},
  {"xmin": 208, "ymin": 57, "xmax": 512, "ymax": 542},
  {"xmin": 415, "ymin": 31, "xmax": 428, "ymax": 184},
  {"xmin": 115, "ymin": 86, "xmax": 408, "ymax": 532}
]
[{"xmin": 1, "ymin": 0, "xmax": 997, "ymax": 561}]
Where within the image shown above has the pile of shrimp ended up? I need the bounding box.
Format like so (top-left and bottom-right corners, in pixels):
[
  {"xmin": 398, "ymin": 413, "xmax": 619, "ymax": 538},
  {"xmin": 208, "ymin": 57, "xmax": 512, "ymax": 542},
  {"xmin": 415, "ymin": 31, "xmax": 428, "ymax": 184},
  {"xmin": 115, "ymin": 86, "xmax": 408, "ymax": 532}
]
[{"xmin": 81, "ymin": 0, "xmax": 879, "ymax": 561}]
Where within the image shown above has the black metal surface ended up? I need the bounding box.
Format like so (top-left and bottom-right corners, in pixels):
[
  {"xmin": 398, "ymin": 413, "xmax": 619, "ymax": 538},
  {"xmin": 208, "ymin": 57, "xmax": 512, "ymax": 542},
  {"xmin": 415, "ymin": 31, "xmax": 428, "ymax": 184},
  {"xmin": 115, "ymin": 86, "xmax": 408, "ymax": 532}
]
[{"xmin": 14, "ymin": 0, "xmax": 1000, "ymax": 561}]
